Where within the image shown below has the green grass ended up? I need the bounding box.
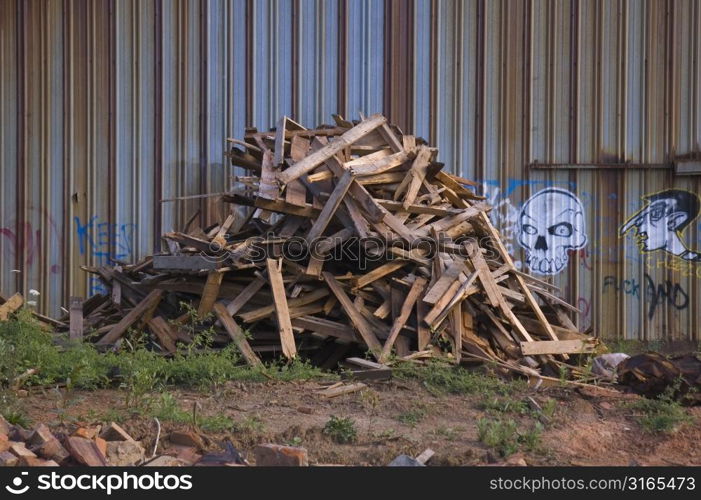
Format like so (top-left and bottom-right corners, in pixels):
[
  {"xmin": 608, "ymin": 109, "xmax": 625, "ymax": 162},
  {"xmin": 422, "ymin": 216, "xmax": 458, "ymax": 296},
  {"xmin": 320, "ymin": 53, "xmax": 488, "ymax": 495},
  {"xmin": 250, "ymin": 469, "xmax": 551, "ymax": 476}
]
[
  {"xmin": 397, "ymin": 408, "xmax": 427, "ymax": 428},
  {"xmin": 323, "ymin": 415, "xmax": 358, "ymax": 444},
  {"xmin": 0, "ymin": 309, "xmax": 329, "ymax": 400},
  {"xmin": 477, "ymin": 418, "xmax": 543, "ymax": 457},
  {"xmin": 393, "ymin": 360, "xmax": 526, "ymax": 397},
  {"xmin": 628, "ymin": 391, "xmax": 691, "ymax": 433}
]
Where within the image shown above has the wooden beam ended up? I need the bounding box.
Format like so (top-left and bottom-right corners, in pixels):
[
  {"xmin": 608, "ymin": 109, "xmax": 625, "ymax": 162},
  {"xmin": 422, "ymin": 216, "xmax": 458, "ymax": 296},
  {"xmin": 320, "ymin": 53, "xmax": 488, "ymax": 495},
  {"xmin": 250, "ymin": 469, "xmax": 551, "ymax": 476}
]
[
  {"xmin": 266, "ymin": 258, "xmax": 297, "ymax": 359},
  {"xmin": 97, "ymin": 289, "xmax": 163, "ymax": 345},
  {"xmin": 69, "ymin": 296, "xmax": 83, "ymax": 341},
  {"xmin": 380, "ymin": 277, "xmax": 427, "ymax": 362},
  {"xmin": 213, "ymin": 303, "xmax": 263, "ymax": 367},
  {"xmin": 197, "ymin": 270, "xmax": 224, "ymax": 316},
  {"xmin": 322, "ymin": 272, "xmax": 383, "ymax": 357},
  {"xmin": 305, "ymin": 170, "xmax": 354, "ymax": 243},
  {"xmin": 278, "ymin": 115, "xmax": 387, "ymax": 184},
  {"xmin": 0, "ymin": 293, "xmax": 23, "ymax": 321},
  {"xmin": 520, "ymin": 339, "xmax": 595, "ymax": 356}
]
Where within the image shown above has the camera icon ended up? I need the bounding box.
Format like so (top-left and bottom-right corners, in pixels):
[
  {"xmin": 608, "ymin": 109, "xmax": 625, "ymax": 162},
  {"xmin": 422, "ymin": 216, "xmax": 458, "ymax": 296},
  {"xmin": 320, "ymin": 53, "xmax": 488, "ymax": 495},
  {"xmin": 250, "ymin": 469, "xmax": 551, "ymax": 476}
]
[{"xmin": 5, "ymin": 472, "xmax": 30, "ymax": 495}]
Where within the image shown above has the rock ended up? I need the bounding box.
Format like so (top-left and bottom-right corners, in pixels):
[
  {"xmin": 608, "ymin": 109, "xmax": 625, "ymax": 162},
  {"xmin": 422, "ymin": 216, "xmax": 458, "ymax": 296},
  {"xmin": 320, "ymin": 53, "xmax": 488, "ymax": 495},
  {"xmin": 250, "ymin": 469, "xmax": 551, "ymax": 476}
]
[
  {"xmin": 73, "ymin": 426, "xmax": 100, "ymax": 440},
  {"xmin": 29, "ymin": 424, "xmax": 56, "ymax": 446},
  {"xmin": 161, "ymin": 445, "xmax": 201, "ymax": 465},
  {"xmin": 99, "ymin": 422, "xmax": 135, "ymax": 442},
  {"xmin": 254, "ymin": 444, "xmax": 309, "ymax": 467},
  {"xmin": 106, "ymin": 440, "xmax": 145, "ymax": 466},
  {"xmin": 0, "ymin": 451, "xmax": 19, "ymax": 466},
  {"xmin": 64, "ymin": 436, "xmax": 108, "ymax": 466},
  {"xmin": 143, "ymin": 455, "xmax": 188, "ymax": 467},
  {"xmin": 169, "ymin": 431, "xmax": 205, "ymax": 450},
  {"xmin": 9, "ymin": 441, "xmax": 36, "ymax": 459},
  {"xmin": 505, "ymin": 454, "xmax": 528, "ymax": 467},
  {"xmin": 18, "ymin": 457, "xmax": 59, "ymax": 467},
  {"xmin": 34, "ymin": 439, "xmax": 70, "ymax": 464},
  {"xmin": 388, "ymin": 454, "xmax": 424, "ymax": 466},
  {"xmin": 0, "ymin": 433, "xmax": 9, "ymax": 453},
  {"xmin": 0, "ymin": 415, "xmax": 11, "ymax": 435}
]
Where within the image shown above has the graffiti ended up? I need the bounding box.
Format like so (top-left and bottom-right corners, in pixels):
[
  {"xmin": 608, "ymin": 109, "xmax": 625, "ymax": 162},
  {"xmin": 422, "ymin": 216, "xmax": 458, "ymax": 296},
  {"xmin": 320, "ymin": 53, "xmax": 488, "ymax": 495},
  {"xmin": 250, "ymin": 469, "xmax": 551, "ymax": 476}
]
[
  {"xmin": 517, "ymin": 188, "xmax": 588, "ymax": 275},
  {"xmin": 0, "ymin": 210, "xmax": 62, "ymax": 274},
  {"xmin": 481, "ymin": 183, "xmax": 522, "ymax": 268},
  {"xmin": 602, "ymin": 273, "xmax": 688, "ymax": 320},
  {"xmin": 646, "ymin": 254, "xmax": 701, "ymax": 279},
  {"xmin": 620, "ymin": 189, "xmax": 701, "ymax": 262},
  {"xmin": 74, "ymin": 216, "xmax": 137, "ymax": 294}
]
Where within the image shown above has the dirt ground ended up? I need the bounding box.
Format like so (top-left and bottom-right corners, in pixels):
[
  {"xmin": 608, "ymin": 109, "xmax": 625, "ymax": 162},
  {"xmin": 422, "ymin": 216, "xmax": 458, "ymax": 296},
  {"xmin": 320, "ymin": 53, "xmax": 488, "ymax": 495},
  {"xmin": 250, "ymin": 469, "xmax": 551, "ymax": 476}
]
[{"xmin": 17, "ymin": 377, "xmax": 701, "ymax": 466}]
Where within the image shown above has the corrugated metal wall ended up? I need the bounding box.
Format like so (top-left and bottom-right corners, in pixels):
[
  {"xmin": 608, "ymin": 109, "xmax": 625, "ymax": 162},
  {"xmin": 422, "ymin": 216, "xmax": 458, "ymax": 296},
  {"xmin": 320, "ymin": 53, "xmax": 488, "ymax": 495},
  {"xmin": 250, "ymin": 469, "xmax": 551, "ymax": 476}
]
[{"xmin": 1, "ymin": 0, "xmax": 699, "ymax": 342}]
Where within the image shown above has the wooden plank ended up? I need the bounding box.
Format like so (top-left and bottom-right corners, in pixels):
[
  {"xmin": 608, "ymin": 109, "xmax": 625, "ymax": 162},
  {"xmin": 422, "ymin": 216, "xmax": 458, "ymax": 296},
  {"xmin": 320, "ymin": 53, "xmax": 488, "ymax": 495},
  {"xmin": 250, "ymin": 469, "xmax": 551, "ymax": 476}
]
[
  {"xmin": 258, "ymin": 150, "xmax": 280, "ymax": 200},
  {"xmin": 349, "ymin": 150, "xmax": 414, "ymax": 176},
  {"xmin": 377, "ymin": 122, "xmax": 404, "ymax": 152},
  {"xmin": 220, "ymin": 277, "xmax": 266, "ymax": 318},
  {"xmin": 213, "ymin": 303, "xmax": 263, "ymax": 367},
  {"xmin": 477, "ymin": 211, "xmax": 561, "ymax": 345},
  {"xmin": 96, "ymin": 289, "xmax": 164, "ymax": 345},
  {"xmin": 252, "ymin": 197, "xmax": 320, "ymax": 218},
  {"xmin": 286, "ymin": 135, "xmax": 310, "ymax": 207},
  {"xmin": 380, "ymin": 276, "xmax": 427, "ymax": 362},
  {"xmin": 450, "ymin": 301, "xmax": 462, "ymax": 363},
  {"xmin": 197, "ymin": 270, "xmax": 224, "ymax": 316},
  {"xmin": 238, "ymin": 288, "xmax": 328, "ymax": 323},
  {"xmin": 422, "ymin": 259, "xmax": 465, "ymax": 304},
  {"xmin": 291, "ymin": 315, "xmax": 357, "ymax": 343},
  {"xmin": 416, "ymin": 299, "xmax": 431, "ymax": 350},
  {"xmin": 317, "ymin": 382, "xmax": 367, "ymax": 398},
  {"xmin": 377, "ymin": 200, "xmax": 459, "ymax": 216},
  {"xmin": 520, "ymin": 339, "xmax": 595, "ymax": 356},
  {"xmin": 322, "ymin": 272, "xmax": 383, "ymax": 357},
  {"xmin": 266, "ymin": 258, "xmax": 297, "ymax": 359},
  {"xmin": 148, "ymin": 316, "xmax": 178, "ymax": 354},
  {"xmin": 306, "ymin": 170, "xmax": 354, "ymax": 243},
  {"xmin": 69, "ymin": 296, "xmax": 83, "ymax": 341},
  {"xmin": 278, "ymin": 115, "xmax": 387, "ymax": 184},
  {"xmin": 152, "ymin": 255, "xmax": 219, "ymax": 271},
  {"xmin": 355, "ymin": 260, "xmax": 410, "ymax": 289},
  {"xmin": 0, "ymin": 293, "xmax": 23, "ymax": 321},
  {"xmin": 401, "ymin": 145, "xmax": 432, "ymax": 208}
]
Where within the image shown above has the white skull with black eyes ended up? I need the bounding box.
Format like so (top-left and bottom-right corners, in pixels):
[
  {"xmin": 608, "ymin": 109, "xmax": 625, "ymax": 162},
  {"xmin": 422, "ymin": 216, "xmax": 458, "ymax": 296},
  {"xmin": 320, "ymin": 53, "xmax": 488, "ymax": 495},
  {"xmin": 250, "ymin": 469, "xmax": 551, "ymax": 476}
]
[{"xmin": 518, "ymin": 188, "xmax": 587, "ymax": 275}]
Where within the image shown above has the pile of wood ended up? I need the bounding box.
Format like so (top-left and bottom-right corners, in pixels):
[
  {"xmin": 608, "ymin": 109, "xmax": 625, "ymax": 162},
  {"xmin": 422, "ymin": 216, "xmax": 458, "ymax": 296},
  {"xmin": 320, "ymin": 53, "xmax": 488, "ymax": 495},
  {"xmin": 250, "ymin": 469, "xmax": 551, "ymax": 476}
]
[{"xmin": 61, "ymin": 113, "xmax": 596, "ymax": 375}]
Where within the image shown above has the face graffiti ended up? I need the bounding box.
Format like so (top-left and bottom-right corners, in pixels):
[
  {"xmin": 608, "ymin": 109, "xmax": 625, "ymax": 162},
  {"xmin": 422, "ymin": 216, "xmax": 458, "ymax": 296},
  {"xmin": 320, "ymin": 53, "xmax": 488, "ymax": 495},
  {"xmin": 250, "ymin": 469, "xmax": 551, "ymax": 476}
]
[
  {"xmin": 619, "ymin": 189, "xmax": 701, "ymax": 262},
  {"xmin": 518, "ymin": 188, "xmax": 588, "ymax": 275}
]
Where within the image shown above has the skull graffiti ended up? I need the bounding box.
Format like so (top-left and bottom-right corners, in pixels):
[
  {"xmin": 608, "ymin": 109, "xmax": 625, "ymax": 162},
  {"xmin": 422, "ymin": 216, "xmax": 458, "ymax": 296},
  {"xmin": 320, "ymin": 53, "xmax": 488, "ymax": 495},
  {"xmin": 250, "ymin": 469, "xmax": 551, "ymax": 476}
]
[{"xmin": 518, "ymin": 188, "xmax": 587, "ymax": 275}]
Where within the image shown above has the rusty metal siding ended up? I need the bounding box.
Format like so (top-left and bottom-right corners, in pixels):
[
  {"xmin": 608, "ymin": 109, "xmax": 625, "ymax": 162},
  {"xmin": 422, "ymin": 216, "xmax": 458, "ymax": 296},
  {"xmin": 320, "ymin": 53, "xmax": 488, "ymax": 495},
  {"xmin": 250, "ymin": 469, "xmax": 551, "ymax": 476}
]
[
  {"xmin": 0, "ymin": 0, "xmax": 699, "ymax": 342},
  {"xmin": 412, "ymin": 0, "xmax": 700, "ymax": 342}
]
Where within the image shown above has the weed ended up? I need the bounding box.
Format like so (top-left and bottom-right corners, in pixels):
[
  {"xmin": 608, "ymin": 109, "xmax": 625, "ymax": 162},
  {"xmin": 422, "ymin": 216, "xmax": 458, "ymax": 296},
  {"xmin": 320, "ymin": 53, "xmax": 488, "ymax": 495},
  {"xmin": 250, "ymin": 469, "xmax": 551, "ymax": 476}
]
[
  {"xmin": 323, "ymin": 415, "xmax": 358, "ymax": 444},
  {"xmin": 541, "ymin": 399, "xmax": 557, "ymax": 419},
  {"xmin": 628, "ymin": 390, "xmax": 690, "ymax": 433},
  {"xmin": 397, "ymin": 408, "xmax": 426, "ymax": 428},
  {"xmin": 394, "ymin": 360, "xmax": 525, "ymax": 397},
  {"xmin": 286, "ymin": 436, "xmax": 303, "ymax": 447},
  {"xmin": 434, "ymin": 426, "xmax": 462, "ymax": 441},
  {"xmin": 479, "ymin": 396, "xmax": 530, "ymax": 415},
  {"xmin": 373, "ymin": 428, "xmax": 398, "ymax": 441},
  {"xmin": 233, "ymin": 415, "xmax": 265, "ymax": 434},
  {"xmin": 198, "ymin": 414, "xmax": 235, "ymax": 433},
  {"xmin": 477, "ymin": 418, "xmax": 543, "ymax": 457},
  {"xmin": 2, "ymin": 409, "xmax": 31, "ymax": 428}
]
